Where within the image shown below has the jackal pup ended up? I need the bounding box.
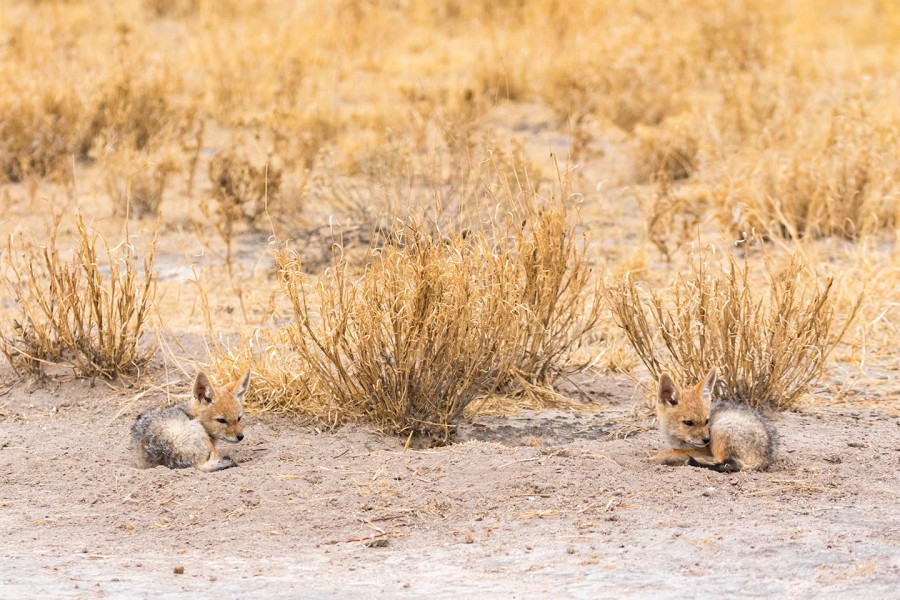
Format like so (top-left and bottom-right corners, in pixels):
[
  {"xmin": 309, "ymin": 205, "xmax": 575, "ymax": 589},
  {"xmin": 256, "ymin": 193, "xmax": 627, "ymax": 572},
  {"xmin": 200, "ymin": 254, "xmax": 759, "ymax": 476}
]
[
  {"xmin": 132, "ymin": 371, "xmax": 250, "ymax": 472},
  {"xmin": 650, "ymin": 368, "xmax": 774, "ymax": 472}
]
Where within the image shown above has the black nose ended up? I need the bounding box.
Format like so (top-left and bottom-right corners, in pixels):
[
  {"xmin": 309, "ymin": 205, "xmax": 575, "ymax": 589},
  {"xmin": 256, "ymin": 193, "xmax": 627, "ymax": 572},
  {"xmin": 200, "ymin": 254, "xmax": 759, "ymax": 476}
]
[
  {"xmin": 703, "ymin": 437, "xmax": 711, "ymax": 444},
  {"xmin": 236, "ymin": 433, "xmax": 244, "ymax": 442}
]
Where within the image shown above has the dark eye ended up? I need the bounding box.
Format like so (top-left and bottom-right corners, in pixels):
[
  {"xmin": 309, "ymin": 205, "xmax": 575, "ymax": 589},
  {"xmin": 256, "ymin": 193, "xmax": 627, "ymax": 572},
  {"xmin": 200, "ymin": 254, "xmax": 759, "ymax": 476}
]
[
  {"xmin": 683, "ymin": 420, "xmax": 694, "ymax": 426},
  {"xmin": 216, "ymin": 418, "xmax": 227, "ymax": 424},
  {"xmin": 238, "ymin": 416, "xmax": 242, "ymax": 422},
  {"xmin": 705, "ymin": 419, "xmax": 709, "ymax": 425}
]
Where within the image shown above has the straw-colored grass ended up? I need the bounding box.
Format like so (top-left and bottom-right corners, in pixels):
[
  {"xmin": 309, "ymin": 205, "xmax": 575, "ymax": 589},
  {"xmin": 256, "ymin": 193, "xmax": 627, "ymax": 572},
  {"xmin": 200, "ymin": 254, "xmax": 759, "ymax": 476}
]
[
  {"xmin": 507, "ymin": 196, "xmax": 601, "ymax": 388},
  {"xmin": 0, "ymin": 0, "xmax": 895, "ymax": 422},
  {"xmin": 1, "ymin": 217, "xmax": 157, "ymax": 379},
  {"xmin": 605, "ymin": 246, "xmax": 861, "ymax": 410},
  {"xmin": 207, "ymin": 186, "xmax": 601, "ymax": 440}
]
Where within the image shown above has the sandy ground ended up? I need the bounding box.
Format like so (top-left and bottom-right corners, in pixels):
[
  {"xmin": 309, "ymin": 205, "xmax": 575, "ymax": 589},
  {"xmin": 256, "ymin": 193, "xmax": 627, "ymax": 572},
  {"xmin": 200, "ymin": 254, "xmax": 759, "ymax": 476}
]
[{"xmin": 1, "ymin": 369, "xmax": 899, "ymax": 599}]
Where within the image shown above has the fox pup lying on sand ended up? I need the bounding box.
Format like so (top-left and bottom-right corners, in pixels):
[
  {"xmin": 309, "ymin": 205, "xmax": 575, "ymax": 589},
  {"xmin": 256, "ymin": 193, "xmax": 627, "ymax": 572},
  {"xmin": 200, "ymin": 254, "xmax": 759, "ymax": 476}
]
[
  {"xmin": 650, "ymin": 368, "xmax": 774, "ymax": 472},
  {"xmin": 132, "ymin": 371, "xmax": 250, "ymax": 472}
]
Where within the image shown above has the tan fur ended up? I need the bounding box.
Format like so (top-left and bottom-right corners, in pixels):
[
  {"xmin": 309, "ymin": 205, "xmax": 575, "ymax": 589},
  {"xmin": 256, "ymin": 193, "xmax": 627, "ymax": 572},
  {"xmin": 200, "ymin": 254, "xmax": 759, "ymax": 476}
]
[
  {"xmin": 650, "ymin": 368, "xmax": 774, "ymax": 472},
  {"xmin": 131, "ymin": 371, "xmax": 250, "ymax": 472},
  {"xmin": 651, "ymin": 369, "xmax": 714, "ymax": 465}
]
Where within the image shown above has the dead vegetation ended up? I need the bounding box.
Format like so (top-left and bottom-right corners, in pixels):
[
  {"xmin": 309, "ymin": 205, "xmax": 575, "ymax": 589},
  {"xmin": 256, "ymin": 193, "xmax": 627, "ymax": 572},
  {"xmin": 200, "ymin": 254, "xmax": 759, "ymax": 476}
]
[
  {"xmin": 0, "ymin": 0, "xmax": 895, "ymax": 435},
  {"xmin": 506, "ymin": 197, "xmax": 601, "ymax": 389},
  {"xmin": 100, "ymin": 149, "xmax": 180, "ymax": 219},
  {"xmin": 713, "ymin": 91, "xmax": 900, "ymax": 239},
  {"xmin": 604, "ymin": 245, "xmax": 861, "ymax": 410},
  {"xmin": 207, "ymin": 186, "xmax": 601, "ymax": 440},
  {"xmin": 1, "ymin": 218, "xmax": 157, "ymax": 379},
  {"xmin": 281, "ymin": 226, "xmax": 522, "ymax": 441}
]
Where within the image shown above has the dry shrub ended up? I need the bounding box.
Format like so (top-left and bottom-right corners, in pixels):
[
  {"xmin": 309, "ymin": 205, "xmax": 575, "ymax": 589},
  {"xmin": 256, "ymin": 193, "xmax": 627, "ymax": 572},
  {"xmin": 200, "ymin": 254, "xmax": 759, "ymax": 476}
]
[
  {"xmin": 100, "ymin": 149, "xmax": 180, "ymax": 218},
  {"xmin": 279, "ymin": 227, "xmax": 522, "ymax": 441},
  {"xmin": 714, "ymin": 90, "xmax": 900, "ymax": 239},
  {"xmin": 208, "ymin": 188, "xmax": 600, "ymax": 440},
  {"xmin": 207, "ymin": 329, "xmax": 324, "ymax": 419},
  {"xmin": 207, "ymin": 150, "xmax": 282, "ymax": 225},
  {"xmin": 83, "ymin": 66, "xmax": 191, "ymax": 157},
  {"xmin": 634, "ymin": 114, "xmax": 702, "ymax": 182},
  {"xmin": 203, "ymin": 148, "xmax": 283, "ymax": 261},
  {"xmin": 308, "ymin": 137, "xmax": 547, "ymax": 240},
  {"xmin": 2, "ymin": 218, "xmax": 158, "ymax": 379},
  {"xmin": 210, "ymin": 225, "xmax": 523, "ymax": 441},
  {"xmin": 271, "ymin": 108, "xmax": 341, "ymax": 171},
  {"xmin": 0, "ymin": 85, "xmax": 83, "ymax": 183},
  {"xmin": 507, "ymin": 198, "xmax": 601, "ymax": 388},
  {"xmin": 605, "ymin": 245, "xmax": 860, "ymax": 410},
  {"xmin": 143, "ymin": 0, "xmax": 200, "ymax": 17},
  {"xmin": 533, "ymin": 0, "xmax": 780, "ymax": 127},
  {"xmin": 641, "ymin": 179, "xmax": 708, "ymax": 262}
]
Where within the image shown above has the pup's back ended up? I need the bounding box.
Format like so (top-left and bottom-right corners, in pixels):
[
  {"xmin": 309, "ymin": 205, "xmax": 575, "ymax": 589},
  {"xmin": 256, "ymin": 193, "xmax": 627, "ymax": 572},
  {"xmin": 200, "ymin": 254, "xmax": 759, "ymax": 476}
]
[
  {"xmin": 131, "ymin": 404, "xmax": 210, "ymax": 469},
  {"xmin": 705, "ymin": 401, "xmax": 775, "ymax": 471}
]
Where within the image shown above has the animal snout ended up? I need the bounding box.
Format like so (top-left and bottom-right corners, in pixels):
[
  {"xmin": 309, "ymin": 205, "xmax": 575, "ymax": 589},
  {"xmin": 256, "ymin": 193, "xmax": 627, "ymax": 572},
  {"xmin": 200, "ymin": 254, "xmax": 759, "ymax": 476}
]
[
  {"xmin": 236, "ymin": 433, "xmax": 244, "ymax": 442},
  {"xmin": 702, "ymin": 436, "xmax": 711, "ymax": 444}
]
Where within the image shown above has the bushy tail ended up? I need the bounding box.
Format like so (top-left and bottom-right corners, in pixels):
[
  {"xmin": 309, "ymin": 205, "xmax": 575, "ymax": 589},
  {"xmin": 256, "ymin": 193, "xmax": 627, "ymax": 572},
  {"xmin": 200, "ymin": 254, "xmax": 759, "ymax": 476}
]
[{"xmin": 688, "ymin": 456, "xmax": 741, "ymax": 473}]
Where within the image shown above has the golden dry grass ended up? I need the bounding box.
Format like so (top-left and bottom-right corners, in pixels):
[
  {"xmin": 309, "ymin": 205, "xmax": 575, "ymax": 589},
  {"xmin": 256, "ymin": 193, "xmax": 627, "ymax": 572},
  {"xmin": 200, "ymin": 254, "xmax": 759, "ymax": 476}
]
[
  {"xmin": 208, "ymin": 188, "xmax": 600, "ymax": 439},
  {"xmin": 604, "ymin": 244, "xmax": 861, "ymax": 410},
  {"xmin": 1, "ymin": 217, "xmax": 157, "ymax": 379},
  {"xmin": 0, "ymin": 0, "xmax": 897, "ymax": 434}
]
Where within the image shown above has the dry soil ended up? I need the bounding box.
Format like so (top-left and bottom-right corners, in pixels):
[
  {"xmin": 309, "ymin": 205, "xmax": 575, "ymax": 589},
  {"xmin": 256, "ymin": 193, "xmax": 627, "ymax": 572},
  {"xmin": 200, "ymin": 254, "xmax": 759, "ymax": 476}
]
[{"xmin": 1, "ymin": 369, "xmax": 899, "ymax": 599}]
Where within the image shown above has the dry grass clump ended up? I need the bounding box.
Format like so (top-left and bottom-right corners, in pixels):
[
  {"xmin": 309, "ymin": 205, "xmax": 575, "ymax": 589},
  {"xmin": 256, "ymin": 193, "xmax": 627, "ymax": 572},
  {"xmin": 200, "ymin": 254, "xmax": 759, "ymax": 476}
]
[
  {"xmin": 532, "ymin": 0, "xmax": 780, "ymax": 128},
  {"xmin": 209, "ymin": 225, "xmax": 523, "ymax": 441},
  {"xmin": 605, "ymin": 245, "xmax": 860, "ymax": 410},
  {"xmin": 0, "ymin": 25, "xmax": 194, "ymax": 187},
  {"xmin": 202, "ymin": 148, "xmax": 283, "ymax": 262},
  {"xmin": 641, "ymin": 179, "xmax": 708, "ymax": 262},
  {"xmin": 714, "ymin": 89, "xmax": 900, "ymax": 239},
  {"xmin": 208, "ymin": 187, "xmax": 600, "ymax": 440},
  {"xmin": 270, "ymin": 108, "xmax": 341, "ymax": 171},
  {"xmin": 634, "ymin": 115, "xmax": 702, "ymax": 182},
  {"xmin": 279, "ymin": 227, "xmax": 522, "ymax": 441},
  {"xmin": 206, "ymin": 329, "xmax": 325, "ymax": 419},
  {"xmin": 207, "ymin": 150, "xmax": 282, "ymax": 226},
  {"xmin": 143, "ymin": 0, "xmax": 200, "ymax": 18},
  {"xmin": 0, "ymin": 85, "xmax": 84, "ymax": 184},
  {"xmin": 507, "ymin": 197, "xmax": 601, "ymax": 388},
  {"xmin": 1, "ymin": 218, "xmax": 157, "ymax": 379},
  {"xmin": 101, "ymin": 149, "xmax": 180, "ymax": 219},
  {"xmin": 304, "ymin": 136, "xmax": 545, "ymax": 241},
  {"xmin": 83, "ymin": 65, "xmax": 192, "ymax": 158}
]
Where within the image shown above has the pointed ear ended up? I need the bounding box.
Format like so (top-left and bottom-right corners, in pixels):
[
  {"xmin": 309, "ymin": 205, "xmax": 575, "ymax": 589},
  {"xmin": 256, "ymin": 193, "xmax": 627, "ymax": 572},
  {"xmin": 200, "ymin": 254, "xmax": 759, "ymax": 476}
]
[
  {"xmin": 233, "ymin": 370, "xmax": 251, "ymax": 401},
  {"xmin": 193, "ymin": 371, "xmax": 214, "ymax": 404},
  {"xmin": 701, "ymin": 367, "xmax": 717, "ymax": 402},
  {"xmin": 657, "ymin": 373, "xmax": 679, "ymax": 406}
]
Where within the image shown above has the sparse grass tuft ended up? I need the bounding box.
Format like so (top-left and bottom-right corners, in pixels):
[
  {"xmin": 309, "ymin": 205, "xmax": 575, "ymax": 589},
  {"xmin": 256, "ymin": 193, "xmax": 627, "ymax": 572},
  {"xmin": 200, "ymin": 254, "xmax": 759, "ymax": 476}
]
[
  {"xmin": 2, "ymin": 217, "xmax": 158, "ymax": 379},
  {"xmin": 203, "ymin": 148, "xmax": 283, "ymax": 262},
  {"xmin": 605, "ymin": 245, "xmax": 861, "ymax": 410},
  {"xmin": 101, "ymin": 149, "xmax": 180, "ymax": 219},
  {"xmin": 507, "ymin": 194, "xmax": 602, "ymax": 389}
]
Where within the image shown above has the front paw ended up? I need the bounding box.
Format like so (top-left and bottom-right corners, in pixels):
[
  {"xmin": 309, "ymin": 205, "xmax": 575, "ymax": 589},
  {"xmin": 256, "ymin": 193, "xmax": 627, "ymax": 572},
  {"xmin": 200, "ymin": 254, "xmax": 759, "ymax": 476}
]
[
  {"xmin": 219, "ymin": 456, "xmax": 238, "ymax": 469},
  {"xmin": 648, "ymin": 452, "xmax": 670, "ymax": 465},
  {"xmin": 648, "ymin": 452, "xmax": 689, "ymax": 466}
]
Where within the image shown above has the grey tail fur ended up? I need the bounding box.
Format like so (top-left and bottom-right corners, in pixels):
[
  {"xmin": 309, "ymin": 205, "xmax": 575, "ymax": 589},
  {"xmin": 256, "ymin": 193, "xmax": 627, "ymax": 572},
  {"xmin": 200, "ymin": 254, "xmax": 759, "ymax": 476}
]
[{"xmin": 688, "ymin": 457, "xmax": 740, "ymax": 473}]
